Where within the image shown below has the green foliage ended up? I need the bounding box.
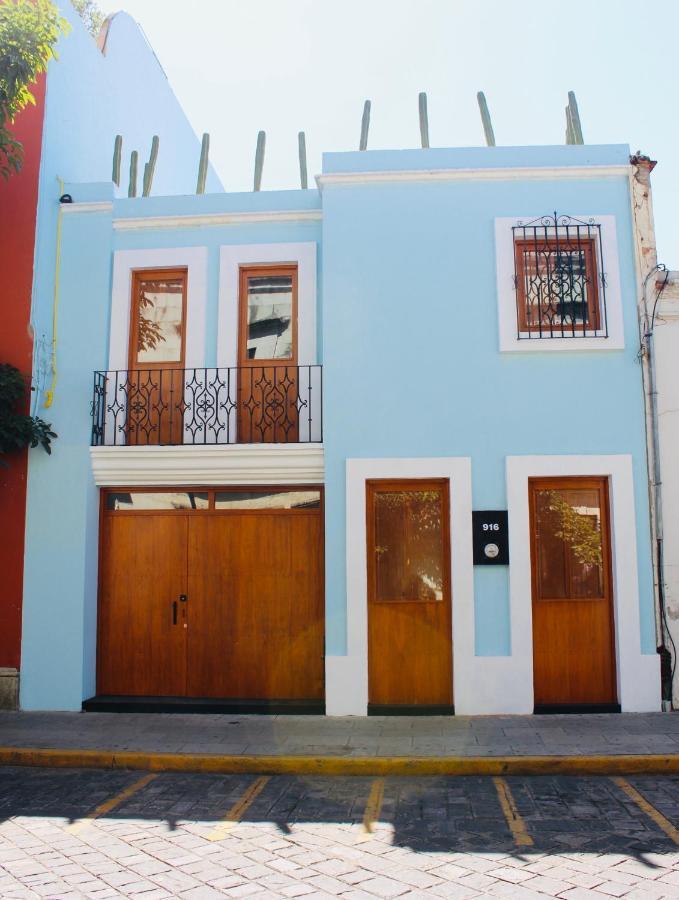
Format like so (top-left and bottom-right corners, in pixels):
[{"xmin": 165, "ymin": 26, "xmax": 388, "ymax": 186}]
[
  {"xmin": 546, "ymin": 490, "xmax": 603, "ymax": 567},
  {"xmin": 0, "ymin": 0, "xmax": 69, "ymax": 178},
  {"xmin": 136, "ymin": 290, "xmax": 167, "ymax": 353},
  {"xmin": 0, "ymin": 364, "xmax": 57, "ymax": 465},
  {"xmin": 71, "ymin": 0, "xmax": 105, "ymax": 39}
]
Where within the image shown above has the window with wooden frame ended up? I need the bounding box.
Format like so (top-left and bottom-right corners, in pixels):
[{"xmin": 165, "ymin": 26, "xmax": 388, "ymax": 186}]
[
  {"xmin": 512, "ymin": 214, "xmax": 608, "ymax": 340},
  {"xmin": 238, "ymin": 265, "xmax": 298, "ymax": 364},
  {"xmin": 128, "ymin": 269, "xmax": 188, "ymax": 367}
]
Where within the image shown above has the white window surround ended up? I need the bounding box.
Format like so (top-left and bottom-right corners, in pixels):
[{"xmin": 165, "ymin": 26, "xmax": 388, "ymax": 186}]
[
  {"xmin": 506, "ymin": 454, "xmax": 660, "ymax": 713},
  {"xmin": 495, "ymin": 215, "xmax": 624, "ymax": 353},
  {"xmin": 217, "ymin": 242, "xmax": 317, "ymax": 367},
  {"xmin": 109, "ymin": 247, "xmax": 208, "ymax": 370},
  {"xmin": 326, "ymin": 457, "xmax": 474, "ymax": 717}
]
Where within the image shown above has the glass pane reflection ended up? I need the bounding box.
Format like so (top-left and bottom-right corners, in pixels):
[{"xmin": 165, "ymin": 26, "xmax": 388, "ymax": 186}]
[
  {"xmin": 135, "ymin": 277, "xmax": 184, "ymax": 364},
  {"xmin": 374, "ymin": 489, "xmax": 444, "ymax": 602},
  {"xmin": 107, "ymin": 492, "xmax": 208, "ymax": 511},
  {"xmin": 215, "ymin": 490, "xmax": 320, "ymax": 510},
  {"xmin": 246, "ymin": 274, "xmax": 293, "ymax": 360},
  {"xmin": 535, "ymin": 488, "xmax": 604, "ymax": 600}
]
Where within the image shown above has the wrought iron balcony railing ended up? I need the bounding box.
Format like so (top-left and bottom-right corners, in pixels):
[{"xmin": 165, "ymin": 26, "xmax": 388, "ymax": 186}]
[{"xmin": 91, "ymin": 365, "xmax": 322, "ymax": 447}]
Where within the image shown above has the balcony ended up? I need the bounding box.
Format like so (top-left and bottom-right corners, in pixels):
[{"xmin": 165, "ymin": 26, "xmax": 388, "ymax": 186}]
[{"xmin": 91, "ymin": 365, "xmax": 322, "ymax": 447}]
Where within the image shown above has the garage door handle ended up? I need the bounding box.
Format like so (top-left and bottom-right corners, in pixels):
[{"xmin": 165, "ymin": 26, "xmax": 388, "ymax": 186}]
[{"xmin": 172, "ymin": 601, "xmax": 177, "ymax": 625}]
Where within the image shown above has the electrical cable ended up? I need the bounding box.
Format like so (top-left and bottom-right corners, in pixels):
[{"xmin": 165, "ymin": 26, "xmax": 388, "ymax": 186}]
[
  {"xmin": 44, "ymin": 176, "xmax": 64, "ymax": 409},
  {"xmin": 642, "ymin": 263, "xmax": 677, "ymax": 697}
]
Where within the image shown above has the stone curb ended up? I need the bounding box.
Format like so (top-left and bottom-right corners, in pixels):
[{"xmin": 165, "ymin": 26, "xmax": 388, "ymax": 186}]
[{"xmin": 2, "ymin": 747, "xmax": 679, "ymax": 776}]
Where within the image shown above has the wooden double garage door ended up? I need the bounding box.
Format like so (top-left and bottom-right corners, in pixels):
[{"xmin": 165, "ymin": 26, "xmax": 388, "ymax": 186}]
[{"xmin": 97, "ymin": 487, "xmax": 324, "ymax": 701}]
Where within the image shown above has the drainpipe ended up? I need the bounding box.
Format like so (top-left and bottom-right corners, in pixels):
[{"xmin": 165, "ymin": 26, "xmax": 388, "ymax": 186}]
[{"xmin": 629, "ymin": 153, "xmax": 673, "ymax": 708}]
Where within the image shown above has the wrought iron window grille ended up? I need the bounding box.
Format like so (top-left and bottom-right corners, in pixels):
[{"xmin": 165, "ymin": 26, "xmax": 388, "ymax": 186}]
[
  {"xmin": 512, "ymin": 212, "xmax": 608, "ymax": 340},
  {"xmin": 91, "ymin": 365, "xmax": 322, "ymax": 447}
]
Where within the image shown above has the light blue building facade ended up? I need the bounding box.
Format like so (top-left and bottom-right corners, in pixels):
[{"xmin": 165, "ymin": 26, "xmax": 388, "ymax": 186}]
[{"xmin": 19, "ymin": 143, "xmax": 661, "ymax": 715}]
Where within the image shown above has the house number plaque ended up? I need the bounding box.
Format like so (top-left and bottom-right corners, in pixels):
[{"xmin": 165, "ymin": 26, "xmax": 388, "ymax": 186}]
[{"xmin": 472, "ymin": 511, "xmax": 509, "ymax": 565}]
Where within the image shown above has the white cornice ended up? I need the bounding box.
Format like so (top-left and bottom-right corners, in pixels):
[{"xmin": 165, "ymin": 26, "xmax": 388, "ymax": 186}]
[
  {"xmin": 316, "ymin": 164, "xmax": 632, "ymax": 188},
  {"xmin": 90, "ymin": 444, "xmax": 324, "ymax": 486},
  {"xmin": 113, "ymin": 209, "xmax": 323, "ymax": 231},
  {"xmin": 61, "ymin": 201, "xmax": 113, "ymax": 214}
]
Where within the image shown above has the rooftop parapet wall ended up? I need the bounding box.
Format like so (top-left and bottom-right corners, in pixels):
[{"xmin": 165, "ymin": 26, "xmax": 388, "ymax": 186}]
[{"xmin": 320, "ymin": 144, "xmax": 632, "ymax": 177}]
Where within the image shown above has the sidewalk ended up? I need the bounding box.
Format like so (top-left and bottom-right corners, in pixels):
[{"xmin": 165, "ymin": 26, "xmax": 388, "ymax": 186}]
[{"xmin": 1, "ymin": 711, "xmax": 679, "ymax": 775}]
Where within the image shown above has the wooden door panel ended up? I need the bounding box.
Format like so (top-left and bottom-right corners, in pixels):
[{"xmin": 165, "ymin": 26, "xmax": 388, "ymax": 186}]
[
  {"xmin": 125, "ymin": 368, "xmax": 185, "ymax": 446},
  {"xmin": 187, "ymin": 512, "xmax": 324, "ymax": 699},
  {"xmin": 98, "ymin": 515, "xmax": 187, "ymax": 696},
  {"xmin": 530, "ymin": 477, "xmax": 617, "ymax": 706},
  {"xmin": 367, "ymin": 479, "xmax": 453, "ymax": 707},
  {"xmin": 368, "ymin": 603, "xmax": 452, "ymax": 705},
  {"xmin": 237, "ymin": 366, "xmax": 299, "ymax": 444}
]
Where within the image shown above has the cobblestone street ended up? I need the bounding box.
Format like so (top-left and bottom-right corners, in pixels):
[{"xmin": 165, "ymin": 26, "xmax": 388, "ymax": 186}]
[{"xmin": 2, "ymin": 768, "xmax": 679, "ymax": 898}]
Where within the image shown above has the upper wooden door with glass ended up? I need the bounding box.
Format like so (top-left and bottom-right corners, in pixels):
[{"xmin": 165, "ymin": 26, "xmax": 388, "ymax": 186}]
[
  {"xmin": 366, "ymin": 479, "xmax": 453, "ymax": 711},
  {"xmin": 238, "ymin": 265, "xmax": 298, "ymax": 443},
  {"xmin": 529, "ymin": 476, "xmax": 617, "ymax": 710},
  {"xmin": 127, "ymin": 269, "xmax": 187, "ymax": 445}
]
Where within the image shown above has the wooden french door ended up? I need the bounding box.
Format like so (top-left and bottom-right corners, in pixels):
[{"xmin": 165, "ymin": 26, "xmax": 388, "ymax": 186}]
[
  {"xmin": 366, "ymin": 479, "xmax": 453, "ymax": 710},
  {"xmin": 529, "ymin": 476, "xmax": 617, "ymax": 709},
  {"xmin": 127, "ymin": 269, "xmax": 187, "ymax": 446},
  {"xmin": 97, "ymin": 488, "xmax": 324, "ymax": 700},
  {"xmin": 238, "ymin": 265, "xmax": 299, "ymax": 443}
]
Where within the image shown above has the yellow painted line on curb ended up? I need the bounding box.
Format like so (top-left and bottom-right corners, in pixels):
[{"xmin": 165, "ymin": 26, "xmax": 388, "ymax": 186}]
[
  {"xmin": 362, "ymin": 777, "xmax": 385, "ymax": 836},
  {"xmin": 612, "ymin": 776, "xmax": 679, "ymax": 846},
  {"xmin": 67, "ymin": 772, "xmax": 156, "ymax": 834},
  {"xmin": 493, "ymin": 776, "xmax": 533, "ymax": 847},
  {"xmin": 207, "ymin": 776, "xmax": 270, "ymax": 842},
  {"xmin": 3, "ymin": 748, "xmax": 679, "ymax": 777}
]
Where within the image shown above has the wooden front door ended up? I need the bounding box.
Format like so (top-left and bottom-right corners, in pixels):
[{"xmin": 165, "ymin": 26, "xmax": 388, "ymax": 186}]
[
  {"xmin": 97, "ymin": 488, "xmax": 323, "ymax": 701},
  {"xmin": 366, "ymin": 479, "xmax": 453, "ymax": 710},
  {"xmin": 98, "ymin": 508, "xmax": 189, "ymax": 696},
  {"xmin": 238, "ymin": 265, "xmax": 299, "ymax": 443},
  {"xmin": 529, "ymin": 477, "xmax": 617, "ymax": 709},
  {"xmin": 127, "ymin": 269, "xmax": 187, "ymax": 446},
  {"xmin": 187, "ymin": 491, "xmax": 324, "ymax": 699}
]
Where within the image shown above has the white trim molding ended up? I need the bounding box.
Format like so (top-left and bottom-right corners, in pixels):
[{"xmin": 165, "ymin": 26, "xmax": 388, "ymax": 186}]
[
  {"xmin": 506, "ymin": 454, "xmax": 660, "ymax": 713},
  {"xmin": 495, "ymin": 215, "xmax": 624, "ymax": 353},
  {"xmin": 114, "ymin": 209, "xmax": 322, "ymax": 232},
  {"xmin": 218, "ymin": 242, "xmax": 317, "ymax": 368},
  {"xmin": 327, "ymin": 457, "xmax": 473, "ymax": 717},
  {"xmin": 61, "ymin": 201, "xmax": 113, "ymax": 215},
  {"xmin": 317, "ymin": 165, "xmax": 632, "ymax": 189},
  {"xmin": 109, "ymin": 246, "xmax": 208, "ymax": 370},
  {"xmin": 90, "ymin": 444, "xmax": 324, "ymax": 486}
]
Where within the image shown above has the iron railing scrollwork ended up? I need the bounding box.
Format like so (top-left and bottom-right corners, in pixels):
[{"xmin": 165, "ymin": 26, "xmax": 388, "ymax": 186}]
[
  {"xmin": 91, "ymin": 365, "xmax": 322, "ymax": 446},
  {"xmin": 512, "ymin": 212, "xmax": 608, "ymax": 340}
]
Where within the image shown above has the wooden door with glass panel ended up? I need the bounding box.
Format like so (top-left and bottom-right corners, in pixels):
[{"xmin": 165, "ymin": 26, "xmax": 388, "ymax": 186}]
[
  {"xmin": 238, "ymin": 265, "xmax": 298, "ymax": 443},
  {"xmin": 367, "ymin": 479, "xmax": 453, "ymax": 710},
  {"xmin": 127, "ymin": 269, "xmax": 187, "ymax": 445},
  {"xmin": 530, "ymin": 477, "xmax": 617, "ymax": 709}
]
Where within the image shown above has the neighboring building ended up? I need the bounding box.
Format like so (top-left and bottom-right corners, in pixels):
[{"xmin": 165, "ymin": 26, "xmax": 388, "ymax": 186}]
[
  {"xmin": 646, "ymin": 268, "xmax": 679, "ymax": 707},
  {"xmin": 0, "ymin": 3, "xmax": 221, "ymax": 708},
  {"xmin": 16, "ymin": 141, "xmax": 662, "ymax": 715}
]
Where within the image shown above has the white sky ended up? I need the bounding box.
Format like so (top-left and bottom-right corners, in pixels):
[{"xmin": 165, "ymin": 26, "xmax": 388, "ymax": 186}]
[{"xmin": 94, "ymin": 0, "xmax": 678, "ymax": 263}]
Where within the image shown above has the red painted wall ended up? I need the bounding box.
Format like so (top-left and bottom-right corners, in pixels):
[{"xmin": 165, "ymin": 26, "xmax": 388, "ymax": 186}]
[{"xmin": 0, "ymin": 74, "xmax": 46, "ymax": 670}]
